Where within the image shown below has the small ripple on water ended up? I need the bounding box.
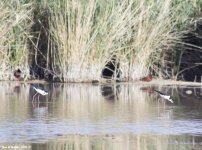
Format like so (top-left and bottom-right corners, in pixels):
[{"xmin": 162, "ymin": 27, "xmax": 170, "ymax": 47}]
[
  {"xmin": 1, "ymin": 116, "xmax": 202, "ymax": 143},
  {"xmin": 0, "ymin": 83, "xmax": 202, "ymax": 145}
]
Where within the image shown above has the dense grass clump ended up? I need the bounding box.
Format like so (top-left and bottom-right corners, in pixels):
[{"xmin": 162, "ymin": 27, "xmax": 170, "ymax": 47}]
[
  {"xmin": 0, "ymin": 1, "xmax": 32, "ymax": 80},
  {"xmin": 0, "ymin": 0, "xmax": 201, "ymax": 82}
]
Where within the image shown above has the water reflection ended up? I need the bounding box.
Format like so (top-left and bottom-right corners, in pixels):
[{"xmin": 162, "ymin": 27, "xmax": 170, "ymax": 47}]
[
  {"xmin": 101, "ymin": 84, "xmax": 121, "ymax": 101},
  {"xmin": 1, "ymin": 135, "xmax": 202, "ymax": 150},
  {"xmin": 178, "ymin": 86, "xmax": 202, "ymax": 100},
  {"xmin": 0, "ymin": 83, "xmax": 202, "ymax": 149}
]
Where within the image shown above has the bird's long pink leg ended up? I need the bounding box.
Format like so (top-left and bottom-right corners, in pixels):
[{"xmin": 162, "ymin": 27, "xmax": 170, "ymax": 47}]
[
  {"xmin": 37, "ymin": 94, "xmax": 40, "ymax": 102},
  {"xmin": 32, "ymin": 93, "xmax": 38, "ymax": 102}
]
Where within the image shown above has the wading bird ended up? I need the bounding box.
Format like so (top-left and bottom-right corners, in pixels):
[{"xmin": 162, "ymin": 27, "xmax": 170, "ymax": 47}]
[
  {"xmin": 154, "ymin": 89, "xmax": 173, "ymax": 103},
  {"xmin": 32, "ymin": 85, "xmax": 48, "ymax": 101}
]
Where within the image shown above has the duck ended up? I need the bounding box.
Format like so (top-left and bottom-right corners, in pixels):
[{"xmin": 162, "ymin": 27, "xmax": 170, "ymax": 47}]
[
  {"xmin": 13, "ymin": 69, "xmax": 22, "ymax": 80},
  {"xmin": 140, "ymin": 74, "xmax": 152, "ymax": 82}
]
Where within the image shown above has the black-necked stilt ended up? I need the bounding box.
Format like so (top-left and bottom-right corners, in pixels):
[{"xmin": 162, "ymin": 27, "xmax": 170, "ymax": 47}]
[
  {"xmin": 32, "ymin": 85, "xmax": 48, "ymax": 102},
  {"xmin": 154, "ymin": 90, "xmax": 173, "ymax": 103},
  {"xmin": 14, "ymin": 69, "xmax": 22, "ymax": 80}
]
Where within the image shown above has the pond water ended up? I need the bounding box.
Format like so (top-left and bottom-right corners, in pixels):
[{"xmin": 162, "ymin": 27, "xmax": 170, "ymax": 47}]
[{"xmin": 0, "ymin": 82, "xmax": 202, "ymax": 149}]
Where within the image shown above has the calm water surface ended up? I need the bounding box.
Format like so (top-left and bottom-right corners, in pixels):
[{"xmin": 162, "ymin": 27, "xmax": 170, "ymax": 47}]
[{"xmin": 0, "ymin": 82, "xmax": 202, "ymax": 149}]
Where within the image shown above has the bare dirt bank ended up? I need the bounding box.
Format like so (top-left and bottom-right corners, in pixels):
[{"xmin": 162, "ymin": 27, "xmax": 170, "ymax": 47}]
[
  {"xmin": 2, "ymin": 79, "xmax": 202, "ymax": 86},
  {"xmin": 131, "ymin": 79, "xmax": 202, "ymax": 86}
]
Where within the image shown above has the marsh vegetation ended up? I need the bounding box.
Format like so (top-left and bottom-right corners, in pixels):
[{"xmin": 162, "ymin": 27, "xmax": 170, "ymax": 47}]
[{"xmin": 0, "ymin": 0, "xmax": 202, "ymax": 82}]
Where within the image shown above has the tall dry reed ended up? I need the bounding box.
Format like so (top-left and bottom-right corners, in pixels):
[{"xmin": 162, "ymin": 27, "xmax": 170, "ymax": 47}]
[
  {"xmin": 49, "ymin": 0, "xmax": 194, "ymax": 82},
  {"xmin": 0, "ymin": 0, "xmax": 201, "ymax": 82},
  {"xmin": 0, "ymin": 1, "xmax": 32, "ymax": 80}
]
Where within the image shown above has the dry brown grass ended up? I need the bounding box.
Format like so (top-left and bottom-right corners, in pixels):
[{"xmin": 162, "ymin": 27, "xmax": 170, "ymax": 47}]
[
  {"xmin": 0, "ymin": 0, "xmax": 200, "ymax": 82},
  {"xmin": 49, "ymin": 0, "xmax": 189, "ymax": 82},
  {"xmin": 0, "ymin": 1, "xmax": 32, "ymax": 80}
]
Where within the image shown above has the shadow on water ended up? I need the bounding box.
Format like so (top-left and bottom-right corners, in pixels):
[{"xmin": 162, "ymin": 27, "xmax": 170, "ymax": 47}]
[
  {"xmin": 1, "ymin": 83, "xmax": 202, "ymax": 149},
  {"xmin": 100, "ymin": 84, "xmax": 121, "ymax": 101}
]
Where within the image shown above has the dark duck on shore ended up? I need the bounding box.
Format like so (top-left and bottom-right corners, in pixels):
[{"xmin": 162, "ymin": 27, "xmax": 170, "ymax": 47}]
[
  {"xmin": 140, "ymin": 74, "xmax": 152, "ymax": 82},
  {"xmin": 13, "ymin": 69, "xmax": 22, "ymax": 80}
]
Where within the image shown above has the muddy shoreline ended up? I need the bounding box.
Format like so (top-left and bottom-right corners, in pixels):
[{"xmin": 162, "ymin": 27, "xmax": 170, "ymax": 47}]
[{"xmin": 4, "ymin": 79, "xmax": 202, "ymax": 86}]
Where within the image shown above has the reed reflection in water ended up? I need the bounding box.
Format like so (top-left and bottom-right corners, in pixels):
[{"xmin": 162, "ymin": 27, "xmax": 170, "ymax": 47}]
[{"xmin": 0, "ymin": 82, "xmax": 202, "ymax": 149}]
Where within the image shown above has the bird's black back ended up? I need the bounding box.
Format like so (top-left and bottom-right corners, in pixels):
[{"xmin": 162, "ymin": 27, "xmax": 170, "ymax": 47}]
[
  {"xmin": 154, "ymin": 90, "xmax": 165, "ymax": 95},
  {"xmin": 31, "ymin": 85, "xmax": 38, "ymax": 90}
]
